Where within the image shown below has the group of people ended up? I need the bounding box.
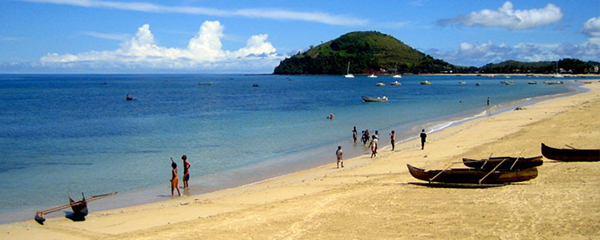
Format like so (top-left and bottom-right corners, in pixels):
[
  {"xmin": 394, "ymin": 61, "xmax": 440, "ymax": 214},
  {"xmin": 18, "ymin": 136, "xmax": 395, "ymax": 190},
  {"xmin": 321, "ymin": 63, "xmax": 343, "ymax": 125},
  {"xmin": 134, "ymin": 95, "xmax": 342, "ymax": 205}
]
[
  {"xmin": 339, "ymin": 127, "xmax": 429, "ymax": 167},
  {"xmin": 170, "ymin": 155, "xmax": 192, "ymax": 196}
]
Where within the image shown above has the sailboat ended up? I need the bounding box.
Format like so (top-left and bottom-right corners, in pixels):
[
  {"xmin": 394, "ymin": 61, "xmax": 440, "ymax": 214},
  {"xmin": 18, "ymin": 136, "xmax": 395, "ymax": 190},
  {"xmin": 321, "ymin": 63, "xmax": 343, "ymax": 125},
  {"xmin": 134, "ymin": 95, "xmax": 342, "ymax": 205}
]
[
  {"xmin": 344, "ymin": 61, "xmax": 354, "ymax": 78},
  {"xmin": 553, "ymin": 60, "xmax": 564, "ymax": 78},
  {"xmin": 392, "ymin": 62, "xmax": 402, "ymax": 78}
]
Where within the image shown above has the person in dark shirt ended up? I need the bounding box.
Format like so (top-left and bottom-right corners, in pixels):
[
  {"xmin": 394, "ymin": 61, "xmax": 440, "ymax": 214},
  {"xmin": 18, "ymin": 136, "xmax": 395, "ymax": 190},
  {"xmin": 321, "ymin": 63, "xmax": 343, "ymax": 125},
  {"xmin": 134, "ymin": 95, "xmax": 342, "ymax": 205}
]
[{"xmin": 420, "ymin": 129, "xmax": 427, "ymax": 150}]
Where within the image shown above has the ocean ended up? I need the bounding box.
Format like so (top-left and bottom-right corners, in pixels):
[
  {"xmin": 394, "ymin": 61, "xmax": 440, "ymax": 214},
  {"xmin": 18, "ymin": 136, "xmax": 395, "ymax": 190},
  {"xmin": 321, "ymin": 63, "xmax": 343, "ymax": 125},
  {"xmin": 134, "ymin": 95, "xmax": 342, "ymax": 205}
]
[{"xmin": 0, "ymin": 74, "xmax": 585, "ymax": 223}]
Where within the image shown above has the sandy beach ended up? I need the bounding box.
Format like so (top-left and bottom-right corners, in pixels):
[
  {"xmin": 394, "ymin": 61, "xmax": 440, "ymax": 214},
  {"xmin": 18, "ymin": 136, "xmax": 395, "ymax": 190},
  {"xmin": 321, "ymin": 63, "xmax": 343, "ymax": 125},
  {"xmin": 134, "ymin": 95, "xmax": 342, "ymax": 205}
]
[{"xmin": 2, "ymin": 82, "xmax": 599, "ymax": 240}]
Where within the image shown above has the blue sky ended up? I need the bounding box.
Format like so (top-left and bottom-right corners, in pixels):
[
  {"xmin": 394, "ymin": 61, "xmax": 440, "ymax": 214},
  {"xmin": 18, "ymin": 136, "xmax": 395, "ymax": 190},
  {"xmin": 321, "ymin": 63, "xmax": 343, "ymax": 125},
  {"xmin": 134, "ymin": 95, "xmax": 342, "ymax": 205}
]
[{"xmin": 0, "ymin": 0, "xmax": 599, "ymax": 73}]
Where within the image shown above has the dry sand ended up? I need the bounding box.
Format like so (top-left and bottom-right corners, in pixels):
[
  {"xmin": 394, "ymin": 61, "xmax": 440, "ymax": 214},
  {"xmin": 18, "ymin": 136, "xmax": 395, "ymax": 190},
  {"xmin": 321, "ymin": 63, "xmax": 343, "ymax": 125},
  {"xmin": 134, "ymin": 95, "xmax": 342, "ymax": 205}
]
[{"xmin": 2, "ymin": 82, "xmax": 599, "ymax": 240}]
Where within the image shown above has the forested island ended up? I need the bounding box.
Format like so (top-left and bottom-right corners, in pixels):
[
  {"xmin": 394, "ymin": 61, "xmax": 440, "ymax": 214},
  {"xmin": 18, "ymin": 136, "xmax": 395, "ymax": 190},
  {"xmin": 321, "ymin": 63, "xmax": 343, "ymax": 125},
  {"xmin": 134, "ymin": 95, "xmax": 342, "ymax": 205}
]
[{"xmin": 273, "ymin": 31, "xmax": 599, "ymax": 75}]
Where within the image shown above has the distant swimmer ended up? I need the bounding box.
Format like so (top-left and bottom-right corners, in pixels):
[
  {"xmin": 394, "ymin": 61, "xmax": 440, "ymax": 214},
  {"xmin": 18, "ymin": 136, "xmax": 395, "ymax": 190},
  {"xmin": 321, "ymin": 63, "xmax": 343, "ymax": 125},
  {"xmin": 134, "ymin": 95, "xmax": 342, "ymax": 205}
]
[
  {"xmin": 327, "ymin": 113, "xmax": 334, "ymax": 120},
  {"xmin": 126, "ymin": 94, "xmax": 136, "ymax": 101}
]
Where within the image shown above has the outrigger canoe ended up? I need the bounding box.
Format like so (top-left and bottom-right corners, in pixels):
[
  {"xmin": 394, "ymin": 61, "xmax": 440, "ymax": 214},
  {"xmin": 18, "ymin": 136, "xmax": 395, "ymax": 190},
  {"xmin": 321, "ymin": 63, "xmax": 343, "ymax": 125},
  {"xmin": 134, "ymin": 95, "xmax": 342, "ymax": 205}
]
[
  {"xmin": 462, "ymin": 156, "xmax": 543, "ymax": 170},
  {"xmin": 406, "ymin": 164, "xmax": 538, "ymax": 184},
  {"xmin": 35, "ymin": 192, "xmax": 117, "ymax": 224},
  {"xmin": 541, "ymin": 143, "xmax": 600, "ymax": 161}
]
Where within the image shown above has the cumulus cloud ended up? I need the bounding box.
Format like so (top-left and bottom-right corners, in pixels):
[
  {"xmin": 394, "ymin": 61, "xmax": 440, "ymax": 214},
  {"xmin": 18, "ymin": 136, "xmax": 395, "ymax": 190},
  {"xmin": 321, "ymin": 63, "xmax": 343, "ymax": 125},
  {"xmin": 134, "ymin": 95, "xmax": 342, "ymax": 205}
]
[
  {"xmin": 425, "ymin": 41, "xmax": 600, "ymax": 67},
  {"xmin": 438, "ymin": 1, "xmax": 563, "ymax": 30},
  {"xmin": 581, "ymin": 17, "xmax": 600, "ymax": 38},
  {"xmin": 22, "ymin": 0, "xmax": 367, "ymax": 26},
  {"xmin": 40, "ymin": 21, "xmax": 283, "ymax": 72}
]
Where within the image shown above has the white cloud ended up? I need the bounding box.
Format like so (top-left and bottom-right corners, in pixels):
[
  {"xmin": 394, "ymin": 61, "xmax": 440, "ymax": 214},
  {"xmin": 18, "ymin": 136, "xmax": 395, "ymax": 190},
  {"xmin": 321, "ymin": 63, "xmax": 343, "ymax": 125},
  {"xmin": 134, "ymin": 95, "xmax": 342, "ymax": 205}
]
[
  {"xmin": 438, "ymin": 1, "xmax": 563, "ymax": 30},
  {"xmin": 40, "ymin": 21, "xmax": 284, "ymax": 72},
  {"xmin": 83, "ymin": 31, "xmax": 129, "ymax": 41},
  {"xmin": 426, "ymin": 40, "xmax": 600, "ymax": 67},
  {"xmin": 22, "ymin": 0, "xmax": 368, "ymax": 26},
  {"xmin": 582, "ymin": 17, "xmax": 600, "ymax": 37}
]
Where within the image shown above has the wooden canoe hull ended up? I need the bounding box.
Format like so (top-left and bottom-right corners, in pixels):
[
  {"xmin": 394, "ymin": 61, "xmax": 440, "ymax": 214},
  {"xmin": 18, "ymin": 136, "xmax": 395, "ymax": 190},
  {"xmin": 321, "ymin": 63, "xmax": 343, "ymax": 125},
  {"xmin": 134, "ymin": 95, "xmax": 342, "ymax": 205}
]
[
  {"xmin": 407, "ymin": 164, "xmax": 538, "ymax": 184},
  {"xmin": 541, "ymin": 143, "xmax": 600, "ymax": 161},
  {"xmin": 462, "ymin": 156, "xmax": 543, "ymax": 170}
]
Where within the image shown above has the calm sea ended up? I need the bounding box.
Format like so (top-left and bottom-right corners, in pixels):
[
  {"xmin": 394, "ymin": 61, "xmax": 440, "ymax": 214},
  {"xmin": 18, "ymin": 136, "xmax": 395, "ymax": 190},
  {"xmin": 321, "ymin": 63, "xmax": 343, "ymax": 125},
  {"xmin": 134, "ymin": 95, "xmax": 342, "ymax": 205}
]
[{"xmin": 0, "ymin": 74, "xmax": 585, "ymax": 223}]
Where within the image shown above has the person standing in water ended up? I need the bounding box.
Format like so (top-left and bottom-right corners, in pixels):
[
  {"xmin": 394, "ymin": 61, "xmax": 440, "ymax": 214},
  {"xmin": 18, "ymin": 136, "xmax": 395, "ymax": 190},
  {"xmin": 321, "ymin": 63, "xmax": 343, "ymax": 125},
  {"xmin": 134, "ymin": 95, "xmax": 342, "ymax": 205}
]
[
  {"xmin": 170, "ymin": 157, "xmax": 181, "ymax": 196},
  {"xmin": 370, "ymin": 135, "xmax": 378, "ymax": 158},
  {"xmin": 336, "ymin": 146, "xmax": 344, "ymax": 168},
  {"xmin": 352, "ymin": 126, "xmax": 358, "ymax": 143},
  {"xmin": 390, "ymin": 131, "xmax": 396, "ymax": 151},
  {"xmin": 181, "ymin": 155, "xmax": 191, "ymax": 189},
  {"xmin": 420, "ymin": 129, "xmax": 427, "ymax": 150}
]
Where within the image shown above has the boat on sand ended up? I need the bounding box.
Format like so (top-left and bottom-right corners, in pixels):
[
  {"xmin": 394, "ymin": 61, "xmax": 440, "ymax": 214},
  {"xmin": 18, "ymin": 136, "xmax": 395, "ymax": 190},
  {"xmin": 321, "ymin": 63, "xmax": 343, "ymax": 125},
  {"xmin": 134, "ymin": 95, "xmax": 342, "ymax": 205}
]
[
  {"xmin": 462, "ymin": 156, "xmax": 543, "ymax": 170},
  {"xmin": 406, "ymin": 164, "xmax": 538, "ymax": 184},
  {"xmin": 541, "ymin": 143, "xmax": 600, "ymax": 161}
]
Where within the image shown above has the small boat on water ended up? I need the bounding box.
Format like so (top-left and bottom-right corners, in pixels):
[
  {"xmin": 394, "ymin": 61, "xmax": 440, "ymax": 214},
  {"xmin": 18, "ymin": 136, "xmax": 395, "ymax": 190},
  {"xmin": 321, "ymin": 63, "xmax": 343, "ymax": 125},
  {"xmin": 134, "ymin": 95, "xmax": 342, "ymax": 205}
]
[
  {"xmin": 392, "ymin": 74, "xmax": 402, "ymax": 79},
  {"xmin": 528, "ymin": 81, "xmax": 537, "ymax": 84},
  {"xmin": 458, "ymin": 81, "xmax": 466, "ymax": 85},
  {"xmin": 362, "ymin": 96, "xmax": 388, "ymax": 102},
  {"xmin": 420, "ymin": 81, "xmax": 431, "ymax": 85},
  {"xmin": 198, "ymin": 82, "xmax": 213, "ymax": 86},
  {"xmin": 390, "ymin": 81, "xmax": 401, "ymax": 85},
  {"xmin": 501, "ymin": 81, "xmax": 515, "ymax": 85},
  {"xmin": 543, "ymin": 80, "xmax": 564, "ymax": 85},
  {"xmin": 406, "ymin": 164, "xmax": 538, "ymax": 184},
  {"xmin": 375, "ymin": 82, "xmax": 385, "ymax": 86},
  {"xmin": 541, "ymin": 143, "xmax": 600, "ymax": 162},
  {"xmin": 462, "ymin": 156, "xmax": 543, "ymax": 170},
  {"xmin": 368, "ymin": 73, "xmax": 378, "ymax": 78},
  {"xmin": 475, "ymin": 82, "xmax": 481, "ymax": 86}
]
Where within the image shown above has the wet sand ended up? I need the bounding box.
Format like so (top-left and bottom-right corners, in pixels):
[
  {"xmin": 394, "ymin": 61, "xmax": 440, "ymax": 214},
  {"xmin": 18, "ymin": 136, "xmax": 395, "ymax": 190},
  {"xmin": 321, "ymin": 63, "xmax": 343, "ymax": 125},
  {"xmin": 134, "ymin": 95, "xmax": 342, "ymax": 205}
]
[{"xmin": 1, "ymin": 82, "xmax": 599, "ymax": 240}]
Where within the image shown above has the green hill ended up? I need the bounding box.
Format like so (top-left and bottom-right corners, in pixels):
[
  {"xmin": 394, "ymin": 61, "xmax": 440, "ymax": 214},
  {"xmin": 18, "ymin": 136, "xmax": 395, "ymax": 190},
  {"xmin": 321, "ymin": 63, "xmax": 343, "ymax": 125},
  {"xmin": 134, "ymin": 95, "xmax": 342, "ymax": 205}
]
[{"xmin": 273, "ymin": 31, "xmax": 454, "ymax": 75}]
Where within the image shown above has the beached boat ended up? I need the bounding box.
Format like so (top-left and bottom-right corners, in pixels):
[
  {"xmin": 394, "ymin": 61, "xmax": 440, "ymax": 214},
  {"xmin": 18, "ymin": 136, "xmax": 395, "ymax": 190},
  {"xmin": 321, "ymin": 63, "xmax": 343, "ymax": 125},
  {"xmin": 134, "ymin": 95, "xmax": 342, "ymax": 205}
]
[
  {"xmin": 69, "ymin": 193, "xmax": 88, "ymax": 217},
  {"xmin": 406, "ymin": 164, "xmax": 538, "ymax": 184},
  {"xmin": 462, "ymin": 156, "xmax": 543, "ymax": 170},
  {"xmin": 344, "ymin": 61, "xmax": 354, "ymax": 78},
  {"xmin": 420, "ymin": 81, "xmax": 431, "ymax": 85},
  {"xmin": 375, "ymin": 82, "xmax": 385, "ymax": 86},
  {"xmin": 541, "ymin": 143, "xmax": 600, "ymax": 161},
  {"xmin": 362, "ymin": 96, "xmax": 388, "ymax": 102},
  {"xmin": 35, "ymin": 192, "xmax": 117, "ymax": 224},
  {"xmin": 390, "ymin": 81, "xmax": 401, "ymax": 85}
]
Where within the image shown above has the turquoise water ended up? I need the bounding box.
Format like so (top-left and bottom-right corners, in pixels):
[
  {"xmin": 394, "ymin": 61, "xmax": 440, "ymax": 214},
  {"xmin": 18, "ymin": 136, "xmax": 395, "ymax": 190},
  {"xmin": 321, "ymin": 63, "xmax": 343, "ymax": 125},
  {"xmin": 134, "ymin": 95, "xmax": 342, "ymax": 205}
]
[{"xmin": 0, "ymin": 74, "xmax": 584, "ymax": 223}]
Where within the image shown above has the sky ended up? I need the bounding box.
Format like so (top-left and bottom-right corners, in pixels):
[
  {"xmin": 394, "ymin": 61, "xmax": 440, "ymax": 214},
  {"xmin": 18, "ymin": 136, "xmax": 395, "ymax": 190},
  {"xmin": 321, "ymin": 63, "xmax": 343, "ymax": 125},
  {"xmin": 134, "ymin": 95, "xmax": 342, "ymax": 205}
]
[{"xmin": 0, "ymin": 0, "xmax": 599, "ymax": 73}]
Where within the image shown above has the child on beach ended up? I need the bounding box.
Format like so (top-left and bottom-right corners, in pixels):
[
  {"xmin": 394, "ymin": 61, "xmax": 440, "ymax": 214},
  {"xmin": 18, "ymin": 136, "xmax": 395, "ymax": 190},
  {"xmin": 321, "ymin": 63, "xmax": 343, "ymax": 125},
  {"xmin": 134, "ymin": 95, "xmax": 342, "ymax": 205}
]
[
  {"xmin": 336, "ymin": 146, "xmax": 344, "ymax": 168},
  {"xmin": 170, "ymin": 157, "xmax": 181, "ymax": 196}
]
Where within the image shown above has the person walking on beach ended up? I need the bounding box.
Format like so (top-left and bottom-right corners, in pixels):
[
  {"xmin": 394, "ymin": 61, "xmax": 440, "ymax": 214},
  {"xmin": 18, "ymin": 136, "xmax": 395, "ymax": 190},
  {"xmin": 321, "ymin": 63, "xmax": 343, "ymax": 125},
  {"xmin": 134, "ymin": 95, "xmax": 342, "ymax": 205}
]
[
  {"xmin": 336, "ymin": 146, "xmax": 344, "ymax": 168},
  {"xmin": 390, "ymin": 131, "xmax": 396, "ymax": 151},
  {"xmin": 370, "ymin": 135, "xmax": 378, "ymax": 158},
  {"xmin": 353, "ymin": 126, "xmax": 358, "ymax": 143},
  {"xmin": 420, "ymin": 129, "xmax": 427, "ymax": 150},
  {"xmin": 170, "ymin": 157, "xmax": 181, "ymax": 196},
  {"xmin": 181, "ymin": 155, "xmax": 191, "ymax": 189}
]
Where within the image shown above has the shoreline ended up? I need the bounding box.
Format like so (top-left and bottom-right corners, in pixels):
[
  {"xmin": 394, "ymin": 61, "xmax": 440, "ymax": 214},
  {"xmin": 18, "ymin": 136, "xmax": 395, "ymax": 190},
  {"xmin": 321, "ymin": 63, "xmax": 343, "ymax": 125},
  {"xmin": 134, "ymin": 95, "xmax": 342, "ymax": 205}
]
[{"xmin": 1, "ymin": 82, "xmax": 598, "ymax": 239}]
